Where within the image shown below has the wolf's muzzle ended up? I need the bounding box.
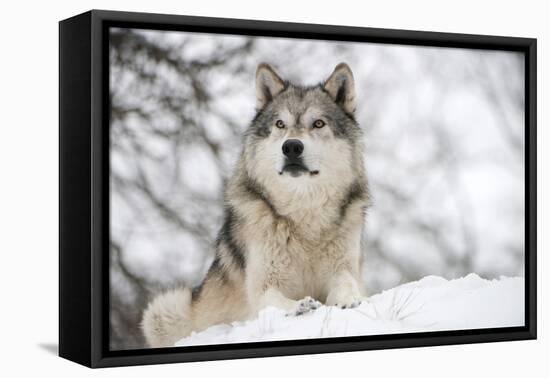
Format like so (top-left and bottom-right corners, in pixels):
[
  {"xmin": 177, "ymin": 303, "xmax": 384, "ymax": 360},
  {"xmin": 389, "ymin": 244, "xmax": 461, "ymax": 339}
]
[{"xmin": 280, "ymin": 139, "xmax": 318, "ymax": 176}]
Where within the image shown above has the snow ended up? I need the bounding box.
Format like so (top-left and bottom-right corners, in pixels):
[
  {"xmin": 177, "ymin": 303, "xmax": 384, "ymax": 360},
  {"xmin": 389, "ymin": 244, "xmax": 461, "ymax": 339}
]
[{"xmin": 175, "ymin": 274, "xmax": 524, "ymax": 347}]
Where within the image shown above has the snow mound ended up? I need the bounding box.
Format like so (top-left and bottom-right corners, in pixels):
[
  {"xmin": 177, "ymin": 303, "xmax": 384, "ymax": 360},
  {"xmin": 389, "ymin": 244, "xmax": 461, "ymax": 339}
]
[{"xmin": 175, "ymin": 274, "xmax": 524, "ymax": 347}]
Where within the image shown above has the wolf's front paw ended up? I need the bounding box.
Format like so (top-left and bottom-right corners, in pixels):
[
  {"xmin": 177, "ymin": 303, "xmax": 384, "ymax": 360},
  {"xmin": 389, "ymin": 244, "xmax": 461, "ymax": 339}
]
[
  {"xmin": 326, "ymin": 292, "xmax": 362, "ymax": 309},
  {"xmin": 335, "ymin": 298, "xmax": 362, "ymax": 309},
  {"xmin": 326, "ymin": 274, "xmax": 363, "ymax": 310},
  {"xmin": 288, "ymin": 296, "xmax": 322, "ymax": 316}
]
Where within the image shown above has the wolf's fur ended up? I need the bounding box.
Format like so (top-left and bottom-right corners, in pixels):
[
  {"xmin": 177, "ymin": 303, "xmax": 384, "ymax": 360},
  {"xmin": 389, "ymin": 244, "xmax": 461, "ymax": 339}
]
[{"xmin": 142, "ymin": 63, "xmax": 370, "ymax": 348}]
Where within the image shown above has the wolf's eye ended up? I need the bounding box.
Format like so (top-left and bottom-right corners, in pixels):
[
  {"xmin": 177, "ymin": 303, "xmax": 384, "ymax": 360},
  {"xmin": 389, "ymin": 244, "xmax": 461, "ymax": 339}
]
[
  {"xmin": 275, "ymin": 120, "xmax": 285, "ymax": 129},
  {"xmin": 313, "ymin": 119, "xmax": 326, "ymax": 128}
]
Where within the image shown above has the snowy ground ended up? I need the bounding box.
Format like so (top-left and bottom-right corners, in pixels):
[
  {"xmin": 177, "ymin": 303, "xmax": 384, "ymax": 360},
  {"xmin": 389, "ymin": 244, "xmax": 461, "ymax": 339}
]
[{"xmin": 176, "ymin": 274, "xmax": 524, "ymax": 347}]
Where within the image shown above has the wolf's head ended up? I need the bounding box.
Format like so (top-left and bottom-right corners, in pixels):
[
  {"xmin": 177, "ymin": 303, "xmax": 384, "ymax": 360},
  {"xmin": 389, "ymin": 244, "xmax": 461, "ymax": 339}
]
[{"xmin": 241, "ymin": 63, "xmax": 365, "ymax": 209}]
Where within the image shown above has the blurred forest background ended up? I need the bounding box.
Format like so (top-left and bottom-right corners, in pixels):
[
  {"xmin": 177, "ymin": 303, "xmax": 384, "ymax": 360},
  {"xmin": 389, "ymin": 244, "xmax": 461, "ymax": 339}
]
[{"xmin": 109, "ymin": 28, "xmax": 525, "ymax": 350}]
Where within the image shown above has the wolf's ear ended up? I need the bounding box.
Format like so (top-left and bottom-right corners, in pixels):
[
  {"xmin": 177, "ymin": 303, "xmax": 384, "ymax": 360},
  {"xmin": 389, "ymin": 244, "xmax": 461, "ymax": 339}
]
[
  {"xmin": 323, "ymin": 63, "xmax": 356, "ymax": 114},
  {"xmin": 256, "ymin": 63, "xmax": 285, "ymax": 110}
]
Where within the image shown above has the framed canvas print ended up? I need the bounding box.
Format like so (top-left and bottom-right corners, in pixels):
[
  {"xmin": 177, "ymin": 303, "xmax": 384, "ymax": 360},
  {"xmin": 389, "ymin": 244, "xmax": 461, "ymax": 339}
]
[{"xmin": 59, "ymin": 10, "xmax": 537, "ymax": 368}]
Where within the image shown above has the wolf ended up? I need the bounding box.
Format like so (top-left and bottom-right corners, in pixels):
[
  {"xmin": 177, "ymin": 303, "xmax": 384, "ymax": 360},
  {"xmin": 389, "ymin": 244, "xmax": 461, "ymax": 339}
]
[{"xmin": 142, "ymin": 62, "xmax": 370, "ymax": 348}]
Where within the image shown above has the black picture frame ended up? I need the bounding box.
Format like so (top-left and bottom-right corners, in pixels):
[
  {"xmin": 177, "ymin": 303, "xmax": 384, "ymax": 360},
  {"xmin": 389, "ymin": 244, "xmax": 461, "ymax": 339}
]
[{"xmin": 59, "ymin": 9, "xmax": 537, "ymax": 368}]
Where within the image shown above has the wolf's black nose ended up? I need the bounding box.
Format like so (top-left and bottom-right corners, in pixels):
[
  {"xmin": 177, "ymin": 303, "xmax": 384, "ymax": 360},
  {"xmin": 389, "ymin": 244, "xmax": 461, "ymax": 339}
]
[{"xmin": 282, "ymin": 139, "xmax": 304, "ymax": 158}]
